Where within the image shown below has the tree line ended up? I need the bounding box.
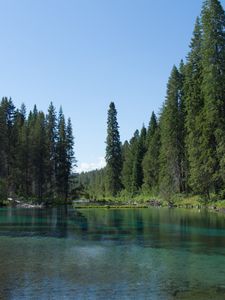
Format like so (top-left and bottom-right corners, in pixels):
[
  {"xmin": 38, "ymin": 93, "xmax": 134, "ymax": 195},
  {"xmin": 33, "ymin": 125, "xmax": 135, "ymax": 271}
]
[
  {"xmin": 78, "ymin": 0, "xmax": 225, "ymax": 201},
  {"xmin": 0, "ymin": 99, "xmax": 75, "ymax": 203}
]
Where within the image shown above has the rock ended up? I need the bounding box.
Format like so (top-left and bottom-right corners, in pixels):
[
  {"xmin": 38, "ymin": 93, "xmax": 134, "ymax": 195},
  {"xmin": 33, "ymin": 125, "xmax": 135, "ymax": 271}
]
[
  {"xmin": 16, "ymin": 203, "xmax": 44, "ymax": 208},
  {"xmin": 147, "ymin": 199, "xmax": 161, "ymax": 207}
]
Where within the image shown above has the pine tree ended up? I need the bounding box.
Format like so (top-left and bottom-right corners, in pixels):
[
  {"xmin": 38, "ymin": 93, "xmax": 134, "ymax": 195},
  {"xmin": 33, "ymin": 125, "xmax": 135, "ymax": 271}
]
[
  {"xmin": 11, "ymin": 106, "xmax": 27, "ymax": 194},
  {"xmin": 56, "ymin": 107, "xmax": 68, "ymax": 200},
  {"xmin": 66, "ymin": 117, "xmax": 76, "ymax": 197},
  {"xmin": 26, "ymin": 110, "xmax": 37, "ymax": 196},
  {"xmin": 0, "ymin": 99, "xmax": 75, "ymax": 202},
  {"xmin": 16, "ymin": 116, "xmax": 29, "ymax": 196},
  {"xmin": 142, "ymin": 112, "xmax": 160, "ymax": 193},
  {"xmin": 55, "ymin": 108, "xmax": 75, "ymax": 201},
  {"xmin": 129, "ymin": 129, "xmax": 140, "ymax": 194},
  {"xmin": 184, "ymin": 17, "xmax": 206, "ymax": 194},
  {"xmin": 178, "ymin": 60, "xmax": 188, "ymax": 193},
  {"xmin": 200, "ymin": 0, "xmax": 225, "ymax": 196},
  {"xmin": 46, "ymin": 102, "xmax": 57, "ymax": 197},
  {"xmin": 31, "ymin": 112, "xmax": 47, "ymax": 200},
  {"xmin": 121, "ymin": 139, "xmax": 134, "ymax": 193},
  {"xmin": 0, "ymin": 98, "xmax": 16, "ymax": 194},
  {"xmin": 159, "ymin": 66, "xmax": 185, "ymax": 198},
  {"xmin": 105, "ymin": 102, "xmax": 122, "ymax": 196},
  {"xmin": 146, "ymin": 111, "xmax": 158, "ymax": 145},
  {"xmin": 121, "ymin": 128, "xmax": 146, "ymax": 194},
  {"xmin": 131, "ymin": 126, "xmax": 146, "ymax": 193}
]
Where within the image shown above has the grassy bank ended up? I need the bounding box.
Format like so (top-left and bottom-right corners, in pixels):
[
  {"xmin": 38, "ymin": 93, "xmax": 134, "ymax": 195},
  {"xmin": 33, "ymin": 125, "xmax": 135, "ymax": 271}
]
[{"xmin": 73, "ymin": 194, "xmax": 225, "ymax": 212}]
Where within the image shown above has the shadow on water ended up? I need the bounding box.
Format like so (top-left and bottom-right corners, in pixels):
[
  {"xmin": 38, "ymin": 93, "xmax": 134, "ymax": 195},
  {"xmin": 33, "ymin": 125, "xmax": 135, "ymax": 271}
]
[
  {"xmin": 1, "ymin": 206, "xmax": 225, "ymax": 252},
  {"xmin": 0, "ymin": 205, "xmax": 88, "ymax": 238}
]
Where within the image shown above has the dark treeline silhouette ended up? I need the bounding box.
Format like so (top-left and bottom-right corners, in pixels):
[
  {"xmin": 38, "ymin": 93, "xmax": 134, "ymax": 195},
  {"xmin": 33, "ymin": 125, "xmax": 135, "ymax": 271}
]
[
  {"xmin": 0, "ymin": 98, "xmax": 75, "ymax": 203},
  {"xmin": 78, "ymin": 0, "xmax": 225, "ymax": 201}
]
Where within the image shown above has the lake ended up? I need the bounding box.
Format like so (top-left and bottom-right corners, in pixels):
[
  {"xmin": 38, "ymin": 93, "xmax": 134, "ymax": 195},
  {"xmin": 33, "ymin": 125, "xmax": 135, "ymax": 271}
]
[{"xmin": 0, "ymin": 206, "xmax": 225, "ymax": 299}]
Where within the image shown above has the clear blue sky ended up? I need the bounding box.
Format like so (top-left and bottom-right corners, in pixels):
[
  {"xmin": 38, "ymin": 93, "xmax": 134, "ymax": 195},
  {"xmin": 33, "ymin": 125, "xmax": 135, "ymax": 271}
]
[{"xmin": 0, "ymin": 0, "xmax": 224, "ymax": 172}]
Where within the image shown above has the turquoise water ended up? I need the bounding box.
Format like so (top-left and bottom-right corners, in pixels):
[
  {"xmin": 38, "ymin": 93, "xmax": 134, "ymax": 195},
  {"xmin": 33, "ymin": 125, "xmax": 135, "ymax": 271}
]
[{"xmin": 0, "ymin": 207, "xmax": 225, "ymax": 299}]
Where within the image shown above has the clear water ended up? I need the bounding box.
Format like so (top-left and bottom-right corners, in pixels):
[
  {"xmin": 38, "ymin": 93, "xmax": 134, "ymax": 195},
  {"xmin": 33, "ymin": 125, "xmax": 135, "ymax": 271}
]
[{"xmin": 0, "ymin": 207, "xmax": 225, "ymax": 299}]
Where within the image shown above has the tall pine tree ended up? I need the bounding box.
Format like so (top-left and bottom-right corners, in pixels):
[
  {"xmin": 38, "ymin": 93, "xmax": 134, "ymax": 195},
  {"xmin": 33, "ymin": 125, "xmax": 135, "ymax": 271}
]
[
  {"xmin": 105, "ymin": 102, "xmax": 122, "ymax": 196},
  {"xmin": 142, "ymin": 112, "xmax": 160, "ymax": 194},
  {"xmin": 159, "ymin": 66, "xmax": 185, "ymax": 198},
  {"xmin": 46, "ymin": 102, "xmax": 57, "ymax": 197},
  {"xmin": 184, "ymin": 17, "xmax": 206, "ymax": 195},
  {"xmin": 200, "ymin": 0, "xmax": 225, "ymax": 196}
]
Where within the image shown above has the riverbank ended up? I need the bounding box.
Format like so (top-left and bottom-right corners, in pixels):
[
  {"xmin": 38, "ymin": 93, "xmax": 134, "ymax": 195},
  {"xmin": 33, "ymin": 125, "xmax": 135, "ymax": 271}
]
[
  {"xmin": 72, "ymin": 195, "xmax": 225, "ymax": 214},
  {"xmin": 2, "ymin": 194, "xmax": 225, "ymax": 215},
  {"xmin": 1, "ymin": 198, "xmax": 47, "ymax": 208},
  {"xmin": 0, "ymin": 196, "xmax": 73, "ymax": 208}
]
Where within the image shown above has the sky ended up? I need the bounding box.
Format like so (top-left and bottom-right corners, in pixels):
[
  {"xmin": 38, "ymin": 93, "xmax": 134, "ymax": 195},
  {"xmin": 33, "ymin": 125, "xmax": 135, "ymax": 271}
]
[{"xmin": 0, "ymin": 0, "xmax": 224, "ymax": 173}]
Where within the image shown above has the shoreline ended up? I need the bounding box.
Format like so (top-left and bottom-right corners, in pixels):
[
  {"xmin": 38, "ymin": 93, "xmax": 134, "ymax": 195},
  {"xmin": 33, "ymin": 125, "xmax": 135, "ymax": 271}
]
[
  {"xmin": 72, "ymin": 199, "xmax": 225, "ymax": 214},
  {"xmin": 1, "ymin": 197, "xmax": 225, "ymax": 215}
]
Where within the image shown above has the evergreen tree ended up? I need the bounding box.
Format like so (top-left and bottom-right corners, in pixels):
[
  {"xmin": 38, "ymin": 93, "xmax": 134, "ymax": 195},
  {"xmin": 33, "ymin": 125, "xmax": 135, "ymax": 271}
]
[
  {"xmin": 159, "ymin": 66, "xmax": 185, "ymax": 197},
  {"xmin": 131, "ymin": 126, "xmax": 146, "ymax": 193},
  {"xmin": 56, "ymin": 107, "xmax": 68, "ymax": 200},
  {"xmin": 146, "ymin": 111, "xmax": 157, "ymax": 145},
  {"xmin": 184, "ymin": 17, "xmax": 206, "ymax": 194},
  {"xmin": 200, "ymin": 0, "xmax": 225, "ymax": 196},
  {"xmin": 16, "ymin": 116, "xmax": 29, "ymax": 196},
  {"xmin": 0, "ymin": 99, "xmax": 75, "ymax": 203},
  {"xmin": 0, "ymin": 98, "xmax": 16, "ymax": 194},
  {"xmin": 142, "ymin": 112, "xmax": 160, "ymax": 193},
  {"xmin": 121, "ymin": 139, "xmax": 134, "ymax": 193},
  {"xmin": 31, "ymin": 111, "xmax": 47, "ymax": 200},
  {"xmin": 178, "ymin": 60, "xmax": 188, "ymax": 193},
  {"xmin": 55, "ymin": 108, "xmax": 75, "ymax": 201},
  {"xmin": 123, "ymin": 130, "xmax": 140, "ymax": 194},
  {"xmin": 46, "ymin": 102, "xmax": 57, "ymax": 197},
  {"xmin": 66, "ymin": 117, "xmax": 76, "ymax": 196},
  {"xmin": 121, "ymin": 127, "xmax": 146, "ymax": 194},
  {"xmin": 75, "ymin": 0, "xmax": 225, "ymax": 202},
  {"xmin": 11, "ymin": 106, "xmax": 27, "ymax": 194},
  {"xmin": 105, "ymin": 102, "xmax": 122, "ymax": 196}
]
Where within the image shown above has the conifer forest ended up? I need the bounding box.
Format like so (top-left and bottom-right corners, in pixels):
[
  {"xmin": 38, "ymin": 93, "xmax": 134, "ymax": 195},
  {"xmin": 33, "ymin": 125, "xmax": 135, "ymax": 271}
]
[
  {"xmin": 0, "ymin": 100, "xmax": 75, "ymax": 203},
  {"xmin": 78, "ymin": 0, "xmax": 225, "ymax": 202},
  {"xmin": 0, "ymin": 0, "xmax": 225, "ymax": 205}
]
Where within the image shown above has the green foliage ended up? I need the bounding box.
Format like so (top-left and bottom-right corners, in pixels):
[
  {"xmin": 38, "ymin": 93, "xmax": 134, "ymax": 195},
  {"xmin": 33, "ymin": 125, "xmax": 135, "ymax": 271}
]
[
  {"xmin": 142, "ymin": 112, "xmax": 160, "ymax": 193},
  {"xmin": 201, "ymin": 0, "xmax": 225, "ymax": 195},
  {"xmin": 159, "ymin": 66, "xmax": 185, "ymax": 198},
  {"xmin": 105, "ymin": 102, "xmax": 123, "ymax": 196},
  {"xmin": 184, "ymin": 17, "xmax": 205, "ymax": 194},
  {"xmin": 75, "ymin": 0, "xmax": 225, "ymax": 204},
  {"xmin": 3, "ymin": 0, "xmax": 224, "ymax": 206},
  {"xmin": 0, "ymin": 99, "xmax": 75, "ymax": 204},
  {"xmin": 55, "ymin": 107, "xmax": 75, "ymax": 201},
  {"xmin": 122, "ymin": 130, "xmax": 139, "ymax": 193},
  {"xmin": 46, "ymin": 102, "xmax": 57, "ymax": 197},
  {"xmin": 121, "ymin": 127, "xmax": 147, "ymax": 195},
  {"xmin": 78, "ymin": 169, "xmax": 106, "ymax": 200}
]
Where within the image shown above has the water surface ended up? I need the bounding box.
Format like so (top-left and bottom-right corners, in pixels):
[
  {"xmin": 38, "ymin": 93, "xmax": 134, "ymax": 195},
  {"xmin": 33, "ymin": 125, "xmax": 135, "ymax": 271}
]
[{"xmin": 0, "ymin": 206, "xmax": 225, "ymax": 299}]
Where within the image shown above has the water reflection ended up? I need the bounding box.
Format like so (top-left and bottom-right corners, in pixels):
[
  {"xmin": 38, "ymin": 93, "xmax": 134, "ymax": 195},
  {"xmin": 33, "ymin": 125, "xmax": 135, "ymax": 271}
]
[
  {"xmin": 1, "ymin": 207, "xmax": 225, "ymax": 250},
  {"xmin": 0, "ymin": 207, "xmax": 225, "ymax": 299}
]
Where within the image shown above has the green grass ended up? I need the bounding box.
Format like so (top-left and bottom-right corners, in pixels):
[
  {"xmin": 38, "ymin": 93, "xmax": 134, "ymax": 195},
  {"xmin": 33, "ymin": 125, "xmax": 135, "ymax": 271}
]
[
  {"xmin": 76, "ymin": 192, "xmax": 225, "ymax": 210},
  {"xmin": 73, "ymin": 204, "xmax": 150, "ymax": 209}
]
